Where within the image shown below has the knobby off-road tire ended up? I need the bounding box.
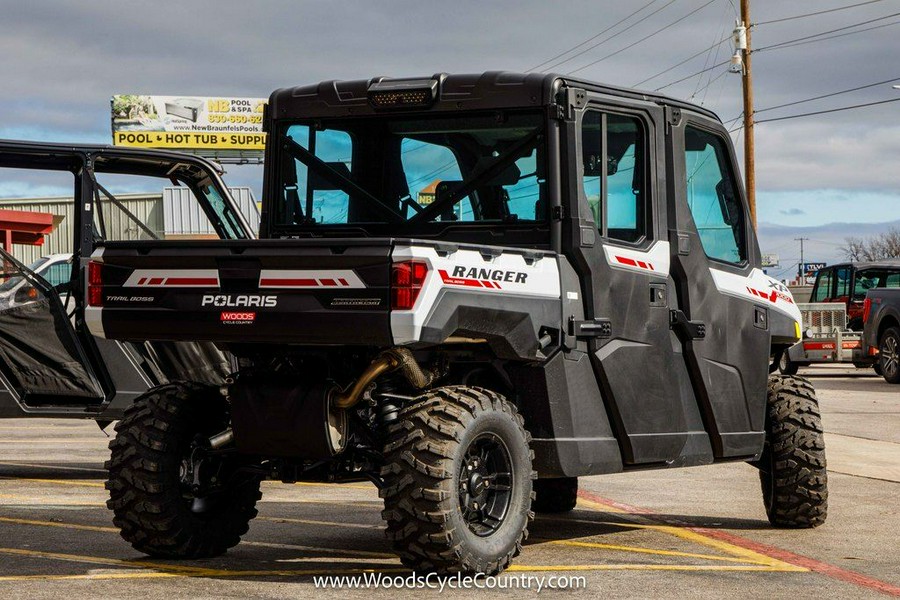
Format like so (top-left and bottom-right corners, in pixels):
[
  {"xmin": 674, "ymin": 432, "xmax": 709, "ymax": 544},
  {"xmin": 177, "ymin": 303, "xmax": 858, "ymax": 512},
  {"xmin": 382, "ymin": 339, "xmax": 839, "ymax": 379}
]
[
  {"xmin": 380, "ymin": 386, "xmax": 535, "ymax": 575},
  {"xmin": 757, "ymin": 375, "xmax": 827, "ymax": 528},
  {"xmin": 878, "ymin": 326, "xmax": 900, "ymax": 384},
  {"xmin": 532, "ymin": 477, "xmax": 578, "ymax": 513},
  {"xmin": 106, "ymin": 382, "xmax": 262, "ymax": 558}
]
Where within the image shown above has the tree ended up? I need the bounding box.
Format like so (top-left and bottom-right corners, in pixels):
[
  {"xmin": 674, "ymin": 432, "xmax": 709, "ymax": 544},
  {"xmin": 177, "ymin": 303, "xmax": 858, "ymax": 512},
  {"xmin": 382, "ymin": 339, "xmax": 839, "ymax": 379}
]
[{"xmin": 841, "ymin": 228, "xmax": 900, "ymax": 261}]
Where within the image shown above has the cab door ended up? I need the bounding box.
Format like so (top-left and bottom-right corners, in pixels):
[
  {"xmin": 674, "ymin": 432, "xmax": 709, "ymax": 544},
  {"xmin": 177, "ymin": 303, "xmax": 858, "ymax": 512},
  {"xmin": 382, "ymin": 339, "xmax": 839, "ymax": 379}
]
[
  {"xmin": 666, "ymin": 113, "xmax": 772, "ymax": 458},
  {"xmin": 0, "ymin": 249, "xmax": 105, "ymax": 413},
  {"xmin": 569, "ymin": 97, "xmax": 711, "ymax": 466}
]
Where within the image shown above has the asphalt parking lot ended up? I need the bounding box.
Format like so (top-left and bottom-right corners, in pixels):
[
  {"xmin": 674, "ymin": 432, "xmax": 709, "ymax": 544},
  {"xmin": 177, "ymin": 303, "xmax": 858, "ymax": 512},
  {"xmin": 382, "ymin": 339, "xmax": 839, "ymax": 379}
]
[{"xmin": 0, "ymin": 365, "xmax": 897, "ymax": 599}]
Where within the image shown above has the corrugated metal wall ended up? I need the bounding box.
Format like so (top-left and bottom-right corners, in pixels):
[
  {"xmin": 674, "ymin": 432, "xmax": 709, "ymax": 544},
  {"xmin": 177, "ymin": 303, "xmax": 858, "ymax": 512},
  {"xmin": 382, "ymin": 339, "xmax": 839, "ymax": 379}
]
[
  {"xmin": 0, "ymin": 187, "xmax": 259, "ymax": 265},
  {"xmin": 164, "ymin": 187, "xmax": 260, "ymax": 237}
]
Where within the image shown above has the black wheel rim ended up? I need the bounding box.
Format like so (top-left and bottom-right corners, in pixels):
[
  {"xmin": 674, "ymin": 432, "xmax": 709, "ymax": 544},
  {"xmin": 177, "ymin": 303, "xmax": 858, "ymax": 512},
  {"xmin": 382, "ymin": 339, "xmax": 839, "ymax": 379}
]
[
  {"xmin": 458, "ymin": 433, "xmax": 513, "ymax": 537},
  {"xmin": 882, "ymin": 334, "xmax": 899, "ymax": 379}
]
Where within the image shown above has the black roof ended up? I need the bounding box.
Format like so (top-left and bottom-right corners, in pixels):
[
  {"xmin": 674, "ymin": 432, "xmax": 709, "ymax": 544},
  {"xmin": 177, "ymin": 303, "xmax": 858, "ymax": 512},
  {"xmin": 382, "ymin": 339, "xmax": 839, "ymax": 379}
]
[
  {"xmin": 826, "ymin": 260, "xmax": 900, "ymax": 270},
  {"xmin": 268, "ymin": 71, "xmax": 722, "ymax": 122},
  {"xmin": 0, "ymin": 139, "xmax": 225, "ymax": 175}
]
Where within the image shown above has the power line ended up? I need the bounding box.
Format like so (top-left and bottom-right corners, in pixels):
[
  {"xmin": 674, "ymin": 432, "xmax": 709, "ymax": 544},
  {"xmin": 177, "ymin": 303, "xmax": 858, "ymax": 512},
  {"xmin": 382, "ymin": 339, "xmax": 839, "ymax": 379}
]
[
  {"xmin": 654, "ymin": 58, "xmax": 730, "ymax": 91},
  {"xmin": 526, "ymin": 0, "xmax": 660, "ymax": 72},
  {"xmin": 633, "ymin": 32, "xmax": 731, "ymax": 87},
  {"xmin": 755, "ymin": 10, "xmax": 900, "ymax": 53},
  {"xmin": 755, "ymin": 96, "xmax": 900, "ymax": 124},
  {"xmin": 569, "ymin": 0, "xmax": 720, "ymax": 75},
  {"xmin": 694, "ymin": 66, "xmax": 731, "ymax": 103},
  {"xmin": 757, "ymin": 18, "xmax": 900, "ymax": 53},
  {"xmin": 755, "ymin": 0, "xmax": 886, "ymax": 26},
  {"xmin": 542, "ymin": 0, "xmax": 677, "ymax": 72},
  {"xmin": 691, "ymin": 2, "xmax": 731, "ymax": 100},
  {"xmin": 755, "ymin": 76, "xmax": 900, "ymax": 114}
]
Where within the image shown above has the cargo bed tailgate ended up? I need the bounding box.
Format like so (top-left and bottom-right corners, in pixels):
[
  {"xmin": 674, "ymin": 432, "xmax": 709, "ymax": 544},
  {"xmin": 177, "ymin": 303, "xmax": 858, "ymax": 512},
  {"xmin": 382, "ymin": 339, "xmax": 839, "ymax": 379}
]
[{"xmin": 87, "ymin": 240, "xmax": 392, "ymax": 345}]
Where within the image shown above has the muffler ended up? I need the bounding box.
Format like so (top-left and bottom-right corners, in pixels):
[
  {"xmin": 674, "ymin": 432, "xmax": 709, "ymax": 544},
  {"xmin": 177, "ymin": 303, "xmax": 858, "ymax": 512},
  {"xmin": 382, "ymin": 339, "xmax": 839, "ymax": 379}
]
[{"xmin": 228, "ymin": 380, "xmax": 347, "ymax": 459}]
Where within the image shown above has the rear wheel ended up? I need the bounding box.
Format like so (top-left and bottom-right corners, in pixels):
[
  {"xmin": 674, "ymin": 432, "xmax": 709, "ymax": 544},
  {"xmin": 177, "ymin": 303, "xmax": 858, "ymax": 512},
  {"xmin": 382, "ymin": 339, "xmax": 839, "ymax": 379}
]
[
  {"xmin": 756, "ymin": 375, "xmax": 827, "ymax": 528},
  {"xmin": 380, "ymin": 386, "xmax": 534, "ymax": 575},
  {"xmin": 778, "ymin": 351, "xmax": 800, "ymax": 375},
  {"xmin": 878, "ymin": 326, "xmax": 900, "ymax": 384},
  {"xmin": 106, "ymin": 382, "xmax": 262, "ymax": 558},
  {"xmin": 532, "ymin": 477, "xmax": 578, "ymax": 513}
]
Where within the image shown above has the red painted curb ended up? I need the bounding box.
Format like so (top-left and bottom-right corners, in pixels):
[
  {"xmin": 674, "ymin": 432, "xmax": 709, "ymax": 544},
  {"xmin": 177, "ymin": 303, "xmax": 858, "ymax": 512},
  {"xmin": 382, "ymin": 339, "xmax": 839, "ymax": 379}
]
[{"xmin": 576, "ymin": 489, "xmax": 900, "ymax": 597}]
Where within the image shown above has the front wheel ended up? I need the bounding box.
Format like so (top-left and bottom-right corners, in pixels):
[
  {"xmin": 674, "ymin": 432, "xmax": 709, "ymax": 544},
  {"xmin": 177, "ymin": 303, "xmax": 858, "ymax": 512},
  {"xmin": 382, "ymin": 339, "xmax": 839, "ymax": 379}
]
[
  {"xmin": 756, "ymin": 375, "xmax": 827, "ymax": 528},
  {"xmin": 878, "ymin": 326, "xmax": 900, "ymax": 384},
  {"xmin": 778, "ymin": 351, "xmax": 800, "ymax": 375},
  {"xmin": 380, "ymin": 386, "xmax": 534, "ymax": 575},
  {"xmin": 106, "ymin": 382, "xmax": 262, "ymax": 558}
]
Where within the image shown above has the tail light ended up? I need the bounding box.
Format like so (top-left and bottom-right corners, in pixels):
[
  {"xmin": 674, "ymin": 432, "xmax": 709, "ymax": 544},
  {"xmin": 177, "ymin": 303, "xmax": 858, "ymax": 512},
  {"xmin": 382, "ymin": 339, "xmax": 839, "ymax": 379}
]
[
  {"xmin": 862, "ymin": 298, "xmax": 872, "ymax": 324},
  {"xmin": 391, "ymin": 260, "xmax": 428, "ymax": 310},
  {"xmin": 88, "ymin": 260, "xmax": 104, "ymax": 307}
]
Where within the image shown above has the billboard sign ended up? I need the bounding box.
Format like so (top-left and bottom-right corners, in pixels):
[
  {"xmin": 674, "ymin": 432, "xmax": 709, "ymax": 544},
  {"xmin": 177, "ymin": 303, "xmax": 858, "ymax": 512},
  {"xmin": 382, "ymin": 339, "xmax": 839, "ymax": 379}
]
[
  {"xmin": 111, "ymin": 95, "xmax": 266, "ymax": 151},
  {"xmin": 761, "ymin": 253, "xmax": 780, "ymax": 268},
  {"xmin": 802, "ymin": 262, "xmax": 826, "ymax": 285}
]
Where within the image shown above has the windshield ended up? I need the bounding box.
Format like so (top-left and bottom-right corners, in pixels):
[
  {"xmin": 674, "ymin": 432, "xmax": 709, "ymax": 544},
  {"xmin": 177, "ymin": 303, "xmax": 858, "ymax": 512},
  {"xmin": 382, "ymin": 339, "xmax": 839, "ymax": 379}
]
[
  {"xmin": 853, "ymin": 268, "xmax": 900, "ymax": 300},
  {"xmin": 273, "ymin": 112, "xmax": 547, "ymax": 237}
]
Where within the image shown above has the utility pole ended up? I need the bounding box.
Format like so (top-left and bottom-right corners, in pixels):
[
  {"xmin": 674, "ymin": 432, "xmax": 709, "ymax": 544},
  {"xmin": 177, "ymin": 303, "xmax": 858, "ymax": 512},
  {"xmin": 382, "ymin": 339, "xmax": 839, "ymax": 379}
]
[
  {"xmin": 741, "ymin": 0, "xmax": 756, "ymax": 229},
  {"xmin": 795, "ymin": 237, "xmax": 808, "ymax": 283}
]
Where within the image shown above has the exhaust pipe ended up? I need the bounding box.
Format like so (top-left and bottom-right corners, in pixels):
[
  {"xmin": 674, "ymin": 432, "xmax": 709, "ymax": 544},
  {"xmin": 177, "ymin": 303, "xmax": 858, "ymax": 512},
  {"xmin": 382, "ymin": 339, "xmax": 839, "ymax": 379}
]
[{"xmin": 331, "ymin": 347, "xmax": 435, "ymax": 409}]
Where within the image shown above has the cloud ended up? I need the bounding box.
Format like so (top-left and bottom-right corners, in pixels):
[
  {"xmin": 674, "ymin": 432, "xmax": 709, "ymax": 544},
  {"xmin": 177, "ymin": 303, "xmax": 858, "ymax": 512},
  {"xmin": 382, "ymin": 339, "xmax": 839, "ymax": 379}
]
[
  {"xmin": 780, "ymin": 208, "xmax": 805, "ymax": 216},
  {"xmin": 2, "ymin": 1, "xmax": 899, "ymax": 226}
]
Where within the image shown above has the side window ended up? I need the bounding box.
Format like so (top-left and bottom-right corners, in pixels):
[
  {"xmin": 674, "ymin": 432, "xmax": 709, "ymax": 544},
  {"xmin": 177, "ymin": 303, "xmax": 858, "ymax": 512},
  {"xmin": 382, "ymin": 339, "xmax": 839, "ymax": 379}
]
[
  {"xmin": 606, "ymin": 114, "xmax": 645, "ymax": 243},
  {"xmin": 41, "ymin": 262, "xmax": 72, "ymax": 290},
  {"xmin": 834, "ymin": 266, "xmax": 852, "ymax": 299},
  {"xmin": 580, "ymin": 110, "xmax": 648, "ymax": 243},
  {"xmin": 684, "ymin": 126, "xmax": 747, "ymax": 264},
  {"xmin": 812, "ymin": 269, "xmax": 833, "ymax": 302},
  {"xmin": 284, "ymin": 125, "xmax": 354, "ymax": 224}
]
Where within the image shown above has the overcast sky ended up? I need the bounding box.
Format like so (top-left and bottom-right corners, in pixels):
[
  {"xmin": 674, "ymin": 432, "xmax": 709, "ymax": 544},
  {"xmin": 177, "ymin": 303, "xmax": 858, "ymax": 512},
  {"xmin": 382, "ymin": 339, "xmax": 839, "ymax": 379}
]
[{"xmin": 1, "ymin": 0, "xmax": 897, "ymax": 271}]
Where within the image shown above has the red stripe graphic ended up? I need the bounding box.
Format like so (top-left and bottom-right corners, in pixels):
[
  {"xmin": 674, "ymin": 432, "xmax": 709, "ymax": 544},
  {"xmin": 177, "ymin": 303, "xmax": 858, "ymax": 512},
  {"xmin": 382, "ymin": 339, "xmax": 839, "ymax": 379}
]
[
  {"xmin": 438, "ymin": 269, "xmax": 504, "ymax": 290},
  {"xmin": 615, "ymin": 256, "xmax": 656, "ymax": 272},
  {"xmin": 319, "ymin": 279, "xmax": 337, "ymax": 287}
]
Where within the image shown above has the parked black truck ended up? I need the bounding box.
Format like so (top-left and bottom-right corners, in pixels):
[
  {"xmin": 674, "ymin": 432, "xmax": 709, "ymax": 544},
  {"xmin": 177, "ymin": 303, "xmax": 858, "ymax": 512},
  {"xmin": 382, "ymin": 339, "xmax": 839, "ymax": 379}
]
[
  {"xmin": 863, "ymin": 286, "xmax": 900, "ymax": 383},
  {"xmin": 86, "ymin": 73, "xmax": 827, "ymax": 574}
]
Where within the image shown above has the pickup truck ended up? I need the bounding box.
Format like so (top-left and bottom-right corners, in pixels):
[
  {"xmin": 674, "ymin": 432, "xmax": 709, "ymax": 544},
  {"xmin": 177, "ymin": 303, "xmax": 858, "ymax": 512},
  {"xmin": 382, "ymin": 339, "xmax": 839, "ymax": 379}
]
[
  {"xmin": 782, "ymin": 260, "xmax": 900, "ymax": 374},
  {"xmin": 862, "ymin": 287, "xmax": 900, "ymax": 383}
]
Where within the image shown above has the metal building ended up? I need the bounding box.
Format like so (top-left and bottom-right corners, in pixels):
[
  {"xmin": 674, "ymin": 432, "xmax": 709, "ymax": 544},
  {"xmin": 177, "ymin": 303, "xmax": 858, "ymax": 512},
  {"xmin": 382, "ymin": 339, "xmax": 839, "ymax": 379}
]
[{"xmin": 0, "ymin": 187, "xmax": 259, "ymax": 265}]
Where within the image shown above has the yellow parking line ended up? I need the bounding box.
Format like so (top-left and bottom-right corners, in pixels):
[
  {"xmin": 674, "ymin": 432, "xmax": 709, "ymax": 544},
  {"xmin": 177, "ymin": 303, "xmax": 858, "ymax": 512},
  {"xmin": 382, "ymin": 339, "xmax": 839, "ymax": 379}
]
[
  {"xmin": 574, "ymin": 497, "xmax": 805, "ymax": 571},
  {"xmin": 0, "ymin": 547, "xmax": 219, "ymax": 575},
  {"xmin": 546, "ymin": 539, "xmax": 771, "ymax": 565},
  {"xmin": 0, "ymin": 515, "xmax": 398, "ymax": 561},
  {"xmin": 0, "ymin": 516, "xmax": 117, "ymax": 533},
  {"xmin": 508, "ymin": 563, "xmax": 801, "ymax": 573},
  {"xmin": 256, "ymin": 516, "xmax": 381, "ymax": 529},
  {"xmin": 0, "ymin": 476, "xmax": 104, "ymax": 488},
  {"xmin": 0, "ymin": 461, "xmax": 107, "ymax": 474},
  {"xmin": 0, "ymin": 572, "xmax": 182, "ymax": 582},
  {"xmin": 264, "ymin": 481, "xmax": 372, "ymax": 490}
]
